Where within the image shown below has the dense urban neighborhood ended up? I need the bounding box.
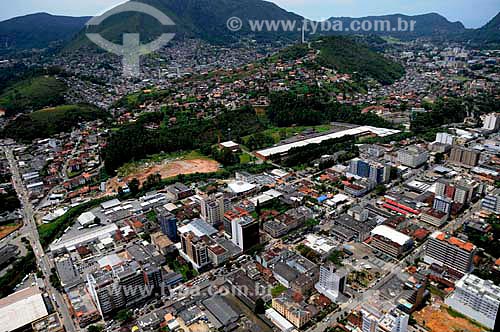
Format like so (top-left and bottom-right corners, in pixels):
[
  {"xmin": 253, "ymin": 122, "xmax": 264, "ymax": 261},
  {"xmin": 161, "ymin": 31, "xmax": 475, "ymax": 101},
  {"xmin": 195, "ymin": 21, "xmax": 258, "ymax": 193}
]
[{"xmin": 0, "ymin": 1, "xmax": 499, "ymax": 332}]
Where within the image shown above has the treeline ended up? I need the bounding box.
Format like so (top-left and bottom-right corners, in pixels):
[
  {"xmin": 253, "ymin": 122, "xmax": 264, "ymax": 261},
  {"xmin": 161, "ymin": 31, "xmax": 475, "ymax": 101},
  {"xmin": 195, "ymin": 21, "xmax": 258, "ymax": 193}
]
[
  {"xmin": 0, "ymin": 186, "xmax": 21, "ymax": 215},
  {"xmin": 0, "ymin": 247, "xmax": 36, "ymax": 298},
  {"xmin": 281, "ymin": 135, "xmax": 359, "ymax": 167},
  {"xmin": 103, "ymin": 105, "xmax": 265, "ymax": 174},
  {"xmin": 267, "ymin": 90, "xmax": 395, "ymax": 128},
  {"xmin": 411, "ymin": 94, "xmax": 500, "ymax": 134},
  {"xmin": 2, "ymin": 104, "xmax": 108, "ymax": 141}
]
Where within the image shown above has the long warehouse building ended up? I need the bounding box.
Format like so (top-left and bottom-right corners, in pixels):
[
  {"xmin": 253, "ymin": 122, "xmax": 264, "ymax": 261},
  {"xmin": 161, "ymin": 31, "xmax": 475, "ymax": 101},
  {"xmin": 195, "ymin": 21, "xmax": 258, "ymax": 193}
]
[{"xmin": 255, "ymin": 126, "xmax": 400, "ymax": 160}]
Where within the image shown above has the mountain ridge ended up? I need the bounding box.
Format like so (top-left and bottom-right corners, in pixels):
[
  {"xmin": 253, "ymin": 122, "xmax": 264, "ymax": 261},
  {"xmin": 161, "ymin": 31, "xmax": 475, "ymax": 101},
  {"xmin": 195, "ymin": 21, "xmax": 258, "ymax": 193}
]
[
  {"xmin": 0, "ymin": 12, "xmax": 90, "ymax": 51},
  {"xmin": 0, "ymin": 2, "xmax": 498, "ymax": 51}
]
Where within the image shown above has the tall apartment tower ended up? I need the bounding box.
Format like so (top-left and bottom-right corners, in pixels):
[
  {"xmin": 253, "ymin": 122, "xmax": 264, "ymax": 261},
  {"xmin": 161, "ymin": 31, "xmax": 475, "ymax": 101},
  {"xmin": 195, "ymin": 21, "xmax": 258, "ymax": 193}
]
[
  {"xmin": 180, "ymin": 231, "xmax": 210, "ymax": 269},
  {"xmin": 424, "ymin": 231, "xmax": 476, "ymax": 277},
  {"xmin": 87, "ymin": 262, "xmax": 149, "ymax": 317},
  {"xmin": 449, "ymin": 146, "xmax": 480, "ymax": 167},
  {"xmin": 156, "ymin": 206, "xmax": 178, "ymax": 242},
  {"xmin": 349, "ymin": 158, "xmax": 390, "ymax": 184},
  {"xmin": 314, "ymin": 264, "xmax": 347, "ymax": 302},
  {"xmin": 200, "ymin": 193, "xmax": 226, "ymax": 226},
  {"xmin": 483, "ymin": 113, "xmax": 500, "ymax": 132}
]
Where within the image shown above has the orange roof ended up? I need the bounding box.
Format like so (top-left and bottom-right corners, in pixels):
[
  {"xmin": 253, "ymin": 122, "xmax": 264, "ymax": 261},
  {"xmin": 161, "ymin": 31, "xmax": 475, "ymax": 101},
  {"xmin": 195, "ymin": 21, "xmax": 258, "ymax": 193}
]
[{"xmin": 436, "ymin": 233, "xmax": 475, "ymax": 252}]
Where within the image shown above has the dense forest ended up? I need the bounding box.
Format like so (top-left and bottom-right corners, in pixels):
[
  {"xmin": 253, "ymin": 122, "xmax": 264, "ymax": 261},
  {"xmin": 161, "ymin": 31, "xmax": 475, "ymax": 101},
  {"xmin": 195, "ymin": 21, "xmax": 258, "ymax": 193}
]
[
  {"xmin": 267, "ymin": 90, "xmax": 395, "ymax": 128},
  {"xmin": 314, "ymin": 36, "xmax": 405, "ymax": 85},
  {"xmin": 281, "ymin": 136, "xmax": 359, "ymax": 167},
  {"xmin": 411, "ymin": 94, "xmax": 500, "ymax": 134}
]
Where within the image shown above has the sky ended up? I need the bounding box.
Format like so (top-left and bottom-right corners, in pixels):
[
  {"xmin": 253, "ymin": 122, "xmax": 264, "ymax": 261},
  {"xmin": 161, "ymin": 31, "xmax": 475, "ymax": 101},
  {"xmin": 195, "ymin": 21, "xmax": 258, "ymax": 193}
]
[{"xmin": 0, "ymin": 0, "xmax": 498, "ymax": 28}]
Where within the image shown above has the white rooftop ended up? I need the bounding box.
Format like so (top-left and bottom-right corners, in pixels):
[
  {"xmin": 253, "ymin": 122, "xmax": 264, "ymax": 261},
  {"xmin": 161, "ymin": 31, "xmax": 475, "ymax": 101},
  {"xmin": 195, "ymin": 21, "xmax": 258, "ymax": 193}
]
[
  {"xmin": 0, "ymin": 287, "xmax": 48, "ymax": 331},
  {"xmin": 228, "ymin": 181, "xmax": 256, "ymax": 194},
  {"xmin": 257, "ymin": 126, "xmax": 400, "ymax": 157},
  {"xmin": 371, "ymin": 225, "xmax": 411, "ymax": 246},
  {"xmin": 77, "ymin": 211, "xmax": 96, "ymax": 226},
  {"xmin": 100, "ymin": 198, "xmax": 121, "ymax": 210},
  {"xmin": 178, "ymin": 219, "xmax": 217, "ymax": 237},
  {"xmin": 49, "ymin": 223, "xmax": 119, "ymax": 252},
  {"xmin": 220, "ymin": 141, "xmax": 239, "ymax": 148}
]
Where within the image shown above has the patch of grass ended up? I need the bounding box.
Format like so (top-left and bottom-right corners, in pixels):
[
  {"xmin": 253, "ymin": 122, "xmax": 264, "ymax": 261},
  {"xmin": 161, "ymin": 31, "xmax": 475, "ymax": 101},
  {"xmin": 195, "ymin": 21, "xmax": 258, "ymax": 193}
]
[
  {"xmin": 146, "ymin": 210, "xmax": 157, "ymax": 222},
  {"xmin": 445, "ymin": 307, "xmax": 488, "ymax": 330},
  {"xmin": 271, "ymin": 284, "xmax": 287, "ymax": 297},
  {"xmin": 239, "ymin": 153, "xmax": 253, "ymax": 164},
  {"xmin": 0, "ymin": 76, "xmax": 67, "ymax": 114}
]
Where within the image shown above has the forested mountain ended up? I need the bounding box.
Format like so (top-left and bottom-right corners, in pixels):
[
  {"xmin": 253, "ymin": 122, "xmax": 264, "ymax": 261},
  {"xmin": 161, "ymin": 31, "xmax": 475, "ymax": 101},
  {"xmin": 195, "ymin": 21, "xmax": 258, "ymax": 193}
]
[
  {"xmin": 327, "ymin": 13, "xmax": 466, "ymax": 40},
  {"xmin": 0, "ymin": 13, "xmax": 90, "ymax": 51}
]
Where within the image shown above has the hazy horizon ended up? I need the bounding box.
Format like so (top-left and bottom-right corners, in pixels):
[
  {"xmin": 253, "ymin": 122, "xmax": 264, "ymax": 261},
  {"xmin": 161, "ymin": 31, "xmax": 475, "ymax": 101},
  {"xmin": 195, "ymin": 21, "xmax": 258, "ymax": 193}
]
[{"xmin": 0, "ymin": 0, "xmax": 498, "ymax": 28}]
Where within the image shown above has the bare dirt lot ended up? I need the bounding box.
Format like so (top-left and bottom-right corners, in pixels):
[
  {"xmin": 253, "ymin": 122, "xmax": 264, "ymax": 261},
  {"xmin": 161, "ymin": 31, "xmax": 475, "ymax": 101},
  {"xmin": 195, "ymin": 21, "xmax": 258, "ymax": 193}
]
[
  {"xmin": 107, "ymin": 157, "xmax": 220, "ymax": 194},
  {"xmin": 414, "ymin": 300, "xmax": 486, "ymax": 332},
  {"xmin": 0, "ymin": 224, "xmax": 20, "ymax": 240}
]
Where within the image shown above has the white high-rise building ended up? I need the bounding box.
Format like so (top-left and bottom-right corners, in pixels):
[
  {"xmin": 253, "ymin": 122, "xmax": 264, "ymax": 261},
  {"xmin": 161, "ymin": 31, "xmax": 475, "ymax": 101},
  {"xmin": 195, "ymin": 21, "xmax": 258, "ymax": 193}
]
[
  {"xmin": 361, "ymin": 304, "xmax": 409, "ymax": 332},
  {"xmin": 397, "ymin": 146, "xmax": 428, "ymax": 168},
  {"xmin": 445, "ymin": 274, "xmax": 500, "ymax": 330},
  {"xmin": 314, "ymin": 264, "xmax": 347, "ymax": 302},
  {"xmin": 435, "ymin": 132, "xmax": 454, "ymax": 145},
  {"xmin": 482, "ymin": 189, "xmax": 500, "ymax": 214},
  {"xmin": 483, "ymin": 113, "xmax": 500, "ymax": 132},
  {"xmin": 200, "ymin": 193, "xmax": 226, "ymax": 225}
]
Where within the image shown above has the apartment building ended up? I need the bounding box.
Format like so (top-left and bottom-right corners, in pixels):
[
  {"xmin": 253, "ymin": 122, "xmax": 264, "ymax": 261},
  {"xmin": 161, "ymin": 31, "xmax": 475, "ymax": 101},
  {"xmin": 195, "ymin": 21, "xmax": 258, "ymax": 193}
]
[
  {"xmin": 272, "ymin": 292, "xmax": 317, "ymax": 328},
  {"xmin": 424, "ymin": 231, "xmax": 476, "ymax": 277},
  {"xmin": 445, "ymin": 274, "xmax": 500, "ymax": 330},
  {"xmin": 397, "ymin": 146, "xmax": 428, "ymax": 168},
  {"xmin": 231, "ymin": 216, "xmax": 260, "ymax": 251},
  {"xmin": 200, "ymin": 192, "xmax": 227, "ymax": 226},
  {"xmin": 314, "ymin": 264, "xmax": 347, "ymax": 302},
  {"xmin": 180, "ymin": 231, "xmax": 211, "ymax": 269},
  {"xmin": 349, "ymin": 158, "xmax": 391, "ymax": 184},
  {"xmin": 482, "ymin": 188, "xmax": 500, "ymax": 214},
  {"xmin": 449, "ymin": 146, "xmax": 480, "ymax": 167},
  {"xmin": 87, "ymin": 262, "xmax": 151, "ymax": 317}
]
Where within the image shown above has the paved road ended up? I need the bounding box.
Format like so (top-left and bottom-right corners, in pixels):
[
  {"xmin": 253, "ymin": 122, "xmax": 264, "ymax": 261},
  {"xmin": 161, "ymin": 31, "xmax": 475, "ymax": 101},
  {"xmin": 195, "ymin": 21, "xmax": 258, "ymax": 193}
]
[{"xmin": 3, "ymin": 146, "xmax": 79, "ymax": 332}]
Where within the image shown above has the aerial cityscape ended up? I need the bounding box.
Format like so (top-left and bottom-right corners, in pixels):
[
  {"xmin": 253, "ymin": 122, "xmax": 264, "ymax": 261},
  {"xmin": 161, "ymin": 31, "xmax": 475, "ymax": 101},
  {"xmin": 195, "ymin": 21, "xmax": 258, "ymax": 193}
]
[{"xmin": 0, "ymin": 1, "xmax": 499, "ymax": 332}]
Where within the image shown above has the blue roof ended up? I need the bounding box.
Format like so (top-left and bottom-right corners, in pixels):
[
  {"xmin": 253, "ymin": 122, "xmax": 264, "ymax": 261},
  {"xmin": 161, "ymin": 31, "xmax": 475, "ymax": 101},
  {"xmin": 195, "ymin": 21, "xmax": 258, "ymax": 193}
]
[{"xmin": 318, "ymin": 195, "xmax": 328, "ymax": 202}]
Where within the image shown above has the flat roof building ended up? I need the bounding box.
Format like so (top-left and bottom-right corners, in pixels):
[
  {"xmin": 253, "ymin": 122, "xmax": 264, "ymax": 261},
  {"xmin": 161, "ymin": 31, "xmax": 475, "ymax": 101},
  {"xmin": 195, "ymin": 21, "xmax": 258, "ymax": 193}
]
[
  {"xmin": 370, "ymin": 225, "xmax": 414, "ymax": 258},
  {"xmin": 256, "ymin": 126, "xmax": 400, "ymax": 160},
  {"xmin": 424, "ymin": 231, "xmax": 476, "ymax": 278},
  {"xmin": 0, "ymin": 287, "xmax": 49, "ymax": 332},
  {"xmin": 445, "ymin": 274, "xmax": 500, "ymax": 330}
]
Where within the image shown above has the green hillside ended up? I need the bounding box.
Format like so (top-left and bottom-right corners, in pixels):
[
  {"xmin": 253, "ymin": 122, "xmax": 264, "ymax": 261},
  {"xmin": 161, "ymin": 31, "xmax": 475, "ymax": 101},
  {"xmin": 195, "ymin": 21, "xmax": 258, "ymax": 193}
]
[
  {"xmin": 0, "ymin": 76, "xmax": 67, "ymax": 115},
  {"xmin": 279, "ymin": 36, "xmax": 405, "ymax": 85},
  {"xmin": 2, "ymin": 104, "xmax": 108, "ymax": 141},
  {"xmin": 0, "ymin": 13, "xmax": 90, "ymax": 52}
]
